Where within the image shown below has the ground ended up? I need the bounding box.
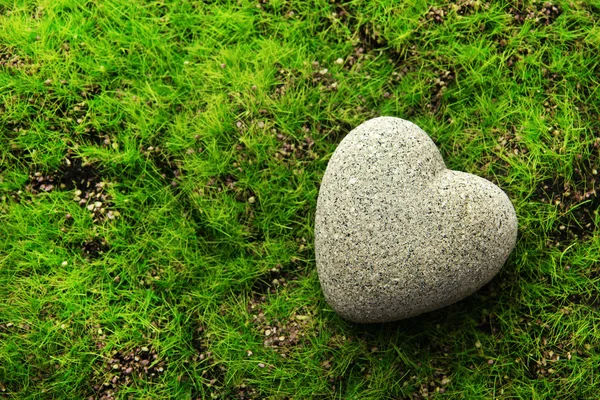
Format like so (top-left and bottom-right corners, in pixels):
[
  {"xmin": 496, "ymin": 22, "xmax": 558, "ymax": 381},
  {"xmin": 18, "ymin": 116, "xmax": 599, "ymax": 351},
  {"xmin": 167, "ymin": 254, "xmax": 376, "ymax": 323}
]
[{"xmin": 0, "ymin": 0, "xmax": 599, "ymax": 399}]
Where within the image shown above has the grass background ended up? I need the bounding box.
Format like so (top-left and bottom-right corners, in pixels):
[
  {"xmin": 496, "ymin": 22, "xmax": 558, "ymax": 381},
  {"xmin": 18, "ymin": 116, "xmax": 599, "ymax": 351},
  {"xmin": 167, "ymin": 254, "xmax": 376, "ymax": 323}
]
[{"xmin": 1, "ymin": 0, "xmax": 599, "ymax": 398}]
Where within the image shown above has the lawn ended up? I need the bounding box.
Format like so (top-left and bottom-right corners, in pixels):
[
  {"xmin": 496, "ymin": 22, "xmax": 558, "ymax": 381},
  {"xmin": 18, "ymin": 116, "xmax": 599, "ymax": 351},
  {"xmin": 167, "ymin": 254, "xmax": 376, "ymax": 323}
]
[{"xmin": 1, "ymin": 0, "xmax": 599, "ymax": 398}]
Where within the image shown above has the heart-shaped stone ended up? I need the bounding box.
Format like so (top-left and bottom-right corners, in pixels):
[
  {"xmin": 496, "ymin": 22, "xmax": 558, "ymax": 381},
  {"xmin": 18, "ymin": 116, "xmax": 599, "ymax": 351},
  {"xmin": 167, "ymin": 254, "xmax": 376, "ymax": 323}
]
[{"xmin": 315, "ymin": 117, "xmax": 518, "ymax": 323}]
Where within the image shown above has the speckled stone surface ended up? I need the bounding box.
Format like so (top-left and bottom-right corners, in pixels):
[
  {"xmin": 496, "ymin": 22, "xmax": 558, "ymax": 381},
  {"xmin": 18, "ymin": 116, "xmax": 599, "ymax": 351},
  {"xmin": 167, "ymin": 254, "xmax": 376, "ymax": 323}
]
[{"xmin": 315, "ymin": 117, "xmax": 518, "ymax": 323}]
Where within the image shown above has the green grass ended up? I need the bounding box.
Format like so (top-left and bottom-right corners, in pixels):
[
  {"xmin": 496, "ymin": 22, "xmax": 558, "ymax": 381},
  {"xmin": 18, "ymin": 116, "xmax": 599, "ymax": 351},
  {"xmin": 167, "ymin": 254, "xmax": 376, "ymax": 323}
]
[{"xmin": 1, "ymin": 0, "xmax": 599, "ymax": 398}]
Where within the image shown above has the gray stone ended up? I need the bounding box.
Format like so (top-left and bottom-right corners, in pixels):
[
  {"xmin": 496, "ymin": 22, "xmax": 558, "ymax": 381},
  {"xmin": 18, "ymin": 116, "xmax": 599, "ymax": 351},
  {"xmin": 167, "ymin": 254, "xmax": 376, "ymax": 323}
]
[{"xmin": 315, "ymin": 117, "xmax": 518, "ymax": 323}]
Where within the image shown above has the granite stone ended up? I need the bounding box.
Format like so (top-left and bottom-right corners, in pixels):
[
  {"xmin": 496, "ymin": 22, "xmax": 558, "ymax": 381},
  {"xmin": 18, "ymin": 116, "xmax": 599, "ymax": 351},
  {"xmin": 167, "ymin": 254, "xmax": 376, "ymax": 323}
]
[{"xmin": 315, "ymin": 117, "xmax": 518, "ymax": 323}]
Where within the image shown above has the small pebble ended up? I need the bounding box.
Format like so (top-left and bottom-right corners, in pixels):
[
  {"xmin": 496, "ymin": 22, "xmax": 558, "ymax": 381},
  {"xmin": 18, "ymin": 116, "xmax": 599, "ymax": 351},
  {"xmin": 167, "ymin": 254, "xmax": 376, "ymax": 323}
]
[
  {"xmin": 335, "ymin": 58, "xmax": 344, "ymax": 65},
  {"xmin": 61, "ymin": 261, "xmax": 68, "ymax": 267}
]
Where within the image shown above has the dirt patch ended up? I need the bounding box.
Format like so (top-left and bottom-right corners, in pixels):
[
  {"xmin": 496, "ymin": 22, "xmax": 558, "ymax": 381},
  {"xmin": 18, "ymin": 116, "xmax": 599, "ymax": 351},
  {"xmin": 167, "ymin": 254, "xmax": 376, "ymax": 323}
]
[
  {"xmin": 568, "ymin": 292, "xmax": 600, "ymax": 309},
  {"xmin": 27, "ymin": 153, "xmax": 97, "ymax": 192},
  {"xmin": 273, "ymin": 129, "xmax": 317, "ymax": 164},
  {"xmin": 428, "ymin": 69, "xmax": 456, "ymax": 114},
  {"xmin": 89, "ymin": 345, "xmax": 166, "ymax": 400},
  {"xmin": 189, "ymin": 322, "xmax": 227, "ymax": 396},
  {"xmin": 581, "ymin": 3, "xmax": 600, "ymax": 22},
  {"xmin": 24, "ymin": 152, "xmax": 118, "ymax": 223},
  {"xmin": 331, "ymin": 3, "xmax": 406, "ymax": 68},
  {"xmin": 0, "ymin": 46, "xmax": 35, "ymax": 73},
  {"xmin": 247, "ymin": 297, "xmax": 312, "ymax": 359},
  {"xmin": 423, "ymin": 1, "xmax": 487, "ymax": 25},
  {"xmin": 270, "ymin": 65, "xmax": 302, "ymax": 100},
  {"xmin": 341, "ymin": 20, "xmax": 408, "ymax": 73},
  {"xmin": 309, "ymin": 61, "xmax": 338, "ymax": 91},
  {"xmin": 412, "ymin": 373, "xmax": 453, "ymax": 398},
  {"xmin": 250, "ymin": 263, "xmax": 294, "ymax": 296},
  {"xmin": 0, "ymin": 381, "xmax": 13, "ymax": 397},
  {"xmin": 233, "ymin": 384, "xmax": 260, "ymax": 399},
  {"xmin": 90, "ymin": 324, "xmax": 108, "ymax": 351},
  {"xmin": 491, "ymin": 125, "xmax": 530, "ymax": 157},
  {"xmin": 509, "ymin": 1, "xmax": 561, "ymax": 25},
  {"xmin": 356, "ymin": 23, "xmax": 388, "ymax": 52},
  {"xmin": 255, "ymin": 0, "xmax": 295, "ymax": 17},
  {"xmin": 63, "ymin": 234, "xmax": 110, "ymax": 260},
  {"xmin": 82, "ymin": 126, "xmax": 120, "ymax": 148},
  {"xmin": 502, "ymin": 47, "xmax": 530, "ymax": 77},
  {"xmin": 137, "ymin": 267, "xmax": 166, "ymax": 290},
  {"xmin": 81, "ymin": 237, "xmax": 110, "ymax": 259},
  {"xmin": 536, "ymin": 150, "xmax": 599, "ymax": 247},
  {"xmin": 0, "ymin": 321, "xmax": 31, "ymax": 336},
  {"xmin": 79, "ymin": 83, "xmax": 103, "ymax": 100},
  {"xmin": 206, "ymin": 172, "xmax": 236, "ymax": 193},
  {"xmin": 342, "ymin": 44, "xmax": 374, "ymax": 73},
  {"xmin": 141, "ymin": 145, "xmax": 183, "ymax": 189},
  {"xmin": 524, "ymin": 335, "xmax": 580, "ymax": 380},
  {"xmin": 542, "ymin": 69, "xmax": 562, "ymax": 87}
]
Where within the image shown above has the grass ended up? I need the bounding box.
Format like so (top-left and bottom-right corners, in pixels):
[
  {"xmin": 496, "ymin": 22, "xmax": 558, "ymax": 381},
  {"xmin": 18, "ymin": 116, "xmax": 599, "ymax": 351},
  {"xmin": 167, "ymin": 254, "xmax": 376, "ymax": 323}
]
[{"xmin": 1, "ymin": 0, "xmax": 599, "ymax": 398}]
